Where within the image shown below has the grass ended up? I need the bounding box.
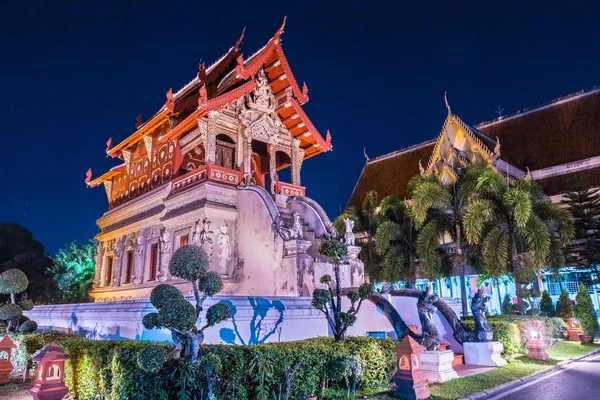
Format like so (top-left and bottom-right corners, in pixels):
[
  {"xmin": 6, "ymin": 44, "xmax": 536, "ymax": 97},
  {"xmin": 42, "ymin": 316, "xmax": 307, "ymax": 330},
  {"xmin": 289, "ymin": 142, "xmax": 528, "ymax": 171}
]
[{"xmin": 428, "ymin": 339, "xmax": 600, "ymax": 400}]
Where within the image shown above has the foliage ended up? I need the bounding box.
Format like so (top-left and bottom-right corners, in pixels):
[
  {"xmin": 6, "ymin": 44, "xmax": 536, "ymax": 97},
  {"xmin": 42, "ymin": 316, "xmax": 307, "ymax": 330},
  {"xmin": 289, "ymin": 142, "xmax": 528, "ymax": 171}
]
[
  {"xmin": 50, "ymin": 240, "xmax": 97, "ymax": 304},
  {"xmin": 501, "ymin": 293, "xmax": 514, "ymax": 314},
  {"xmin": 144, "ymin": 244, "xmax": 230, "ymax": 361},
  {"xmin": 408, "ymin": 162, "xmax": 488, "ymax": 315},
  {"xmin": 0, "ymin": 303, "xmax": 23, "ymax": 321},
  {"xmin": 137, "ymin": 345, "xmax": 166, "ymax": 373},
  {"xmin": 12, "ymin": 332, "xmax": 395, "ymax": 400},
  {"xmin": 574, "ymin": 284, "xmax": 599, "ymax": 335},
  {"xmin": 463, "ymin": 167, "xmax": 574, "ymax": 278},
  {"xmin": 17, "ymin": 320, "xmax": 38, "ymax": 333},
  {"xmin": 556, "ymin": 289, "xmax": 574, "ymax": 320},
  {"xmin": 18, "ymin": 299, "xmax": 34, "ymax": 311},
  {"xmin": 0, "ymin": 268, "xmax": 28, "ymax": 294},
  {"xmin": 313, "ymin": 239, "xmax": 374, "ymax": 342},
  {"xmin": 335, "ymin": 190, "xmax": 382, "ymax": 282},
  {"xmin": 539, "ymin": 290, "xmax": 555, "ymax": 317}
]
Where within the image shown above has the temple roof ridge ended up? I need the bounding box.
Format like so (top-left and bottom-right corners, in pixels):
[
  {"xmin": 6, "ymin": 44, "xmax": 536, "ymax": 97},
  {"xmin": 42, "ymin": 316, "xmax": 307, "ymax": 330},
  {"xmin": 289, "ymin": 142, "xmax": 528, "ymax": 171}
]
[
  {"xmin": 476, "ymin": 85, "xmax": 600, "ymax": 129},
  {"xmin": 366, "ymin": 139, "xmax": 437, "ymax": 165}
]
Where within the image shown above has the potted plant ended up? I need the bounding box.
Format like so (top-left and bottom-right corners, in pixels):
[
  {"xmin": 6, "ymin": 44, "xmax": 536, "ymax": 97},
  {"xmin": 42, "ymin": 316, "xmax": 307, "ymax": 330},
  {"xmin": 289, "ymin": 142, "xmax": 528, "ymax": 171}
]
[{"xmin": 574, "ymin": 284, "xmax": 598, "ymax": 343}]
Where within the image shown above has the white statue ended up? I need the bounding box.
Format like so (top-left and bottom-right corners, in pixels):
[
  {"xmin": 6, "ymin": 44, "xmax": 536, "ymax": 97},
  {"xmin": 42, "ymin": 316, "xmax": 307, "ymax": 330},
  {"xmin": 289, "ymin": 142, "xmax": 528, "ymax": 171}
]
[
  {"xmin": 200, "ymin": 217, "xmax": 214, "ymax": 257},
  {"xmin": 217, "ymin": 221, "xmax": 232, "ymax": 275},
  {"xmin": 343, "ymin": 219, "xmax": 355, "ymax": 246},
  {"xmin": 191, "ymin": 220, "xmax": 202, "ymax": 245},
  {"xmin": 159, "ymin": 230, "xmax": 171, "ymax": 281},
  {"xmin": 113, "ymin": 239, "xmax": 124, "ymax": 287},
  {"xmin": 132, "ymin": 235, "xmax": 144, "ymax": 285},
  {"xmin": 289, "ymin": 211, "xmax": 303, "ymax": 239}
]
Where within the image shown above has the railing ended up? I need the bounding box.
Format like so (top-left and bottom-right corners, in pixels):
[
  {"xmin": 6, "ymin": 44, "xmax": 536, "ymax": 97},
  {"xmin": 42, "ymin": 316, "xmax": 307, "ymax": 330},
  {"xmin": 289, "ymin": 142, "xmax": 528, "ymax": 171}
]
[
  {"xmin": 172, "ymin": 165, "xmax": 243, "ymax": 194},
  {"xmin": 276, "ymin": 182, "xmax": 305, "ymax": 196}
]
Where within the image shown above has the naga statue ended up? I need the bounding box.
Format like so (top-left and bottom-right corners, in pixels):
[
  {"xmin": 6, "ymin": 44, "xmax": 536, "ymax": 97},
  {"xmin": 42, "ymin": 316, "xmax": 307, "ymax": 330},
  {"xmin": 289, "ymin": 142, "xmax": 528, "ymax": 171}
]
[
  {"xmin": 452, "ymin": 287, "xmax": 494, "ymax": 342},
  {"xmin": 414, "ymin": 285, "xmax": 441, "ymax": 351}
]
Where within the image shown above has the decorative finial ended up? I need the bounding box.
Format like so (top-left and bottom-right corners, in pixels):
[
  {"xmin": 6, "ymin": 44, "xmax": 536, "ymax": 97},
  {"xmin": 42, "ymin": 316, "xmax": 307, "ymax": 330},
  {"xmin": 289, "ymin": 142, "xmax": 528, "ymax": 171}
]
[
  {"xmin": 444, "ymin": 91, "xmax": 451, "ymax": 115},
  {"xmin": 85, "ymin": 168, "xmax": 92, "ymax": 185},
  {"xmin": 235, "ymin": 53, "xmax": 246, "ymax": 76},
  {"xmin": 165, "ymin": 88, "xmax": 175, "ymax": 111},
  {"xmin": 135, "ymin": 114, "xmax": 143, "ymax": 129},
  {"xmin": 198, "ymin": 62, "xmax": 207, "ymax": 81},
  {"xmin": 301, "ymin": 82, "xmax": 309, "ymax": 97},
  {"xmin": 106, "ymin": 137, "xmax": 113, "ymax": 153},
  {"xmin": 325, "ymin": 130, "xmax": 332, "ymax": 146},
  {"xmin": 235, "ymin": 27, "xmax": 246, "ymax": 50},
  {"xmin": 419, "ymin": 159, "xmax": 425, "ymax": 175},
  {"xmin": 363, "ymin": 147, "xmax": 369, "ymax": 161},
  {"xmin": 525, "ymin": 166, "xmax": 532, "ymax": 181},
  {"xmin": 274, "ymin": 16, "xmax": 287, "ymax": 43},
  {"xmin": 493, "ymin": 136, "xmax": 501, "ymax": 159},
  {"xmin": 198, "ymin": 84, "xmax": 208, "ymax": 108}
]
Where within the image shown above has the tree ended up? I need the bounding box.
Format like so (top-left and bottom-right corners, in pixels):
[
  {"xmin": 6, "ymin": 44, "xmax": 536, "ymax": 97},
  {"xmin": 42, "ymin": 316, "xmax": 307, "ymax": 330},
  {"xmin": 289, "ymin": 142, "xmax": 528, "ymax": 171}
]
[
  {"xmin": 0, "ymin": 268, "xmax": 36, "ymax": 333},
  {"xmin": 463, "ymin": 167, "xmax": 574, "ymax": 279},
  {"xmin": 561, "ymin": 179, "xmax": 600, "ymax": 284},
  {"xmin": 408, "ymin": 162, "xmax": 489, "ymax": 315},
  {"xmin": 539, "ymin": 290, "xmax": 555, "ymax": 317},
  {"xmin": 0, "ymin": 224, "xmax": 55, "ymax": 303},
  {"xmin": 49, "ymin": 240, "xmax": 96, "ymax": 303},
  {"xmin": 312, "ymin": 239, "xmax": 374, "ymax": 342},
  {"xmin": 556, "ymin": 289, "xmax": 573, "ymax": 320},
  {"xmin": 501, "ymin": 293, "xmax": 514, "ymax": 314},
  {"xmin": 574, "ymin": 284, "xmax": 599, "ymax": 336},
  {"xmin": 335, "ymin": 191, "xmax": 382, "ymax": 282},
  {"xmin": 142, "ymin": 245, "xmax": 231, "ymax": 361}
]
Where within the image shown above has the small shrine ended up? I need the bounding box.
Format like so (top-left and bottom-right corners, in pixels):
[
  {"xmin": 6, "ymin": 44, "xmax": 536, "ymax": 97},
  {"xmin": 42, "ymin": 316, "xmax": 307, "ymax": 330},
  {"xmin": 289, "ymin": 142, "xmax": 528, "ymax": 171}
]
[
  {"xmin": 0, "ymin": 335, "xmax": 17, "ymax": 384},
  {"xmin": 391, "ymin": 335, "xmax": 430, "ymax": 400},
  {"xmin": 29, "ymin": 342, "xmax": 71, "ymax": 400},
  {"xmin": 523, "ymin": 320, "xmax": 549, "ymax": 360}
]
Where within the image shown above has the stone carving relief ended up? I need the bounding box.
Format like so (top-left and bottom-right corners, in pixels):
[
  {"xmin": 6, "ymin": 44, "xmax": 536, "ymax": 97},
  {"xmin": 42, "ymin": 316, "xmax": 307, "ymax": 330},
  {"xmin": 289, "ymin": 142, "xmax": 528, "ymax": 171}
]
[
  {"xmin": 217, "ymin": 221, "xmax": 232, "ymax": 276},
  {"xmin": 192, "ymin": 217, "xmax": 215, "ymax": 258},
  {"xmin": 289, "ymin": 211, "xmax": 303, "ymax": 240},
  {"xmin": 93, "ymin": 242, "xmax": 104, "ymax": 288},
  {"xmin": 132, "ymin": 234, "xmax": 145, "ymax": 285},
  {"xmin": 112, "ymin": 237, "xmax": 125, "ymax": 287},
  {"xmin": 158, "ymin": 229, "xmax": 171, "ymax": 282},
  {"xmin": 343, "ymin": 219, "xmax": 355, "ymax": 246}
]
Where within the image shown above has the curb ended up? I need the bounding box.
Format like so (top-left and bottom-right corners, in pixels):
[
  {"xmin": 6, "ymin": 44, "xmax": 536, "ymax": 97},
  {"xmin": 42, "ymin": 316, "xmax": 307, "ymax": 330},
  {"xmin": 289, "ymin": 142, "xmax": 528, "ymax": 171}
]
[{"xmin": 459, "ymin": 348, "xmax": 600, "ymax": 400}]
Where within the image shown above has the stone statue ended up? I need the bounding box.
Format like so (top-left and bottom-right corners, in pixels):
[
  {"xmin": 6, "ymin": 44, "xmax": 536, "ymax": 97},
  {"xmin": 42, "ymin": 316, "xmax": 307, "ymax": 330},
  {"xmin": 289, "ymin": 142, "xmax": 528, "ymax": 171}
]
[
  {"xmin": 132, "ymin": 235, "xmax": 144, "ymax": 285},
  {"xmin": 453, "ymin": 287, "xmax": 494, "ymax": 342},
  {"xmin": 200, "ymin": 217, "xmax": 214, "ymax": 255},
  {"xmin": 217, "ymin": 221, "xmax": 231, "ymax": 275},
  {"xmin": 113, "ymin": 239, "xmax": 124, "ymax": 287},
  {"xmin": 93, "ymin": 242, "xmax": 104, "ymax": 288},
  {"xmin": 289, "ymin": 211, "xmax": 303, "ymax": 239},
  {"xmin": 415, "ymin": 285, "xmax": 441, "ymax": 351},
  {"xmin": 191, "ymin": 220, "xmax": 202, "ymax": 245},
  {"xmin": 159, "ymin": 230, "xmax": 171, "ymax": 282},
  {"xmin": 343, "ymin": 218, "xmax": 355, "ymax": 246}
]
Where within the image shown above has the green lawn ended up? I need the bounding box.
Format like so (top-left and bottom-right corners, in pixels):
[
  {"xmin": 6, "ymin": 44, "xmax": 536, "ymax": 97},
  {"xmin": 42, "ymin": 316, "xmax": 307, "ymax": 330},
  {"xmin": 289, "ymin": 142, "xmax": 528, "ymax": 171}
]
[{"xmin": 429, "ymin": 340, "xmax": 600, "ymax": 400}]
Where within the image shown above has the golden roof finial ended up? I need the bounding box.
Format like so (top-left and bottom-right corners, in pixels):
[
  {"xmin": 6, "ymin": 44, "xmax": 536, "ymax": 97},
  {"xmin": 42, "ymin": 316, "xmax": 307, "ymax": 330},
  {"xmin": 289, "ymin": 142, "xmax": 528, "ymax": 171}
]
[{"xmin": 444, "ymin": 91, "xmax": 452, "ymax": 115}]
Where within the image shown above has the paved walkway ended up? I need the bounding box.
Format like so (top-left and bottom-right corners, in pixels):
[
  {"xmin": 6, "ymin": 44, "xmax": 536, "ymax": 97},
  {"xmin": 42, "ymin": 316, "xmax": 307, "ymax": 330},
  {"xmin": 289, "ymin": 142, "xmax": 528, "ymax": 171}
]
[{"xmin": 485, "ymin": 351, "xmax": 600, "ymax": 400}]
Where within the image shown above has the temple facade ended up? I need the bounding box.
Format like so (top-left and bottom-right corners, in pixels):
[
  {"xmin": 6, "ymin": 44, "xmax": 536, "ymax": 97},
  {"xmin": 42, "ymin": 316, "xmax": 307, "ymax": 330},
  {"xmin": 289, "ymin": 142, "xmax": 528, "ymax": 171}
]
[
  {"xmin": 86, "ymin": 21, "xmax": 363, "ymax": 302},
  {"xmin": 349, "ymin": 88, "xmax": 600, "ymax": 312}
]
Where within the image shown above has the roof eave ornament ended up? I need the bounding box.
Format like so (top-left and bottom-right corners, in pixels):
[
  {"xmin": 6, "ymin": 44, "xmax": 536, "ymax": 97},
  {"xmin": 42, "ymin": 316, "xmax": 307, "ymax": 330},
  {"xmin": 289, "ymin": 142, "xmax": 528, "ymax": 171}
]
[
  {"xmin": 106, "ymin": 137, "xmax": 113, "ymax": 154},
  {"xmin": 85, "ymin": 168, "xmax": 92, "ymax": 186},
  {"xmin": 234, "ymin": 27, "xmax": 246, "ymax": 51},
  {"xmin": 235, "ymin": 53, "xmax": 247, "ymax": 78},
  {"xmin": 444, "ymin": 91, "xmax": 452, "ymax": 116},
  {"xmin": 492, "ymin": 136, "xmax": 501, "ymax": 162},
  {"xmin": 419, "ymin": 159, "xmax": 425, "ymax": 175},
  {"xmin": 525, "ymin": 166, "xmax": 532, "ymax": 181},
  {"xmin": 198, "ymin": 84, "xmax": 208, "ymax": 109},
  {"xmin": 297, "ymin": 82, "xmax": 309, "ymax": 104},
  {"xmin": 165, "ymin": 88, "xmax": 175, "ymax": 111},
  {"xmin": 135, "ymin": 114, "xmax": 143, "ymax": 129},
  {"xmin": 325, "ymin": 130, "xmax": 332, "ymax": 150},
  {"xmin": 198, "ymin": 62, "xmax": 207, "ymax": 82},
  {"xmin": 273, "ymin": 16, "xmax": 287, "ymax": 45}
]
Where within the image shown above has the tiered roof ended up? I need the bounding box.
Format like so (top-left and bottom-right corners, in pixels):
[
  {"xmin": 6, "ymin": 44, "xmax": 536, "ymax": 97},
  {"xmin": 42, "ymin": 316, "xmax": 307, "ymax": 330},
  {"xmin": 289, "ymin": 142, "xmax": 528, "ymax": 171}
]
[
  {"xmin": 89, "ymin": 19, "xmax": 331, "ymax": 188},
  {"xmin": 348, "ymin": 87, "xmax": 600, "ymax": 207}
]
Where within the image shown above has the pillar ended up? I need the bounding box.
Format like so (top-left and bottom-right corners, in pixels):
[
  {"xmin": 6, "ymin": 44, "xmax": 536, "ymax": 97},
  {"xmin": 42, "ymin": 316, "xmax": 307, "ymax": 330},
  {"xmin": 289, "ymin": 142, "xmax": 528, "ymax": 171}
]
[
  {"xmin": 269, "ymin": 145, "xmax": 277, "ymax": 194},
  {"xmin": 112, "ymin": 237, "xmax": 124, "ymax": 287},
  {"xmin": 93, "ymin": 242, "xmax": 104, "ymax": 288},
  {"xmin": 244, "ymin": 138, "xmax": 253, "ymax": 183},
  {"xmin": 236, "ymin": 124, "xmax": 244, "ymax": 169},
  {"xmin": 205, "ymin": 111, "xmax": 218, "ymax": 165},
  {"xmin": 291, "ymin": 139, "xmax": 304, "ymax": 186}
]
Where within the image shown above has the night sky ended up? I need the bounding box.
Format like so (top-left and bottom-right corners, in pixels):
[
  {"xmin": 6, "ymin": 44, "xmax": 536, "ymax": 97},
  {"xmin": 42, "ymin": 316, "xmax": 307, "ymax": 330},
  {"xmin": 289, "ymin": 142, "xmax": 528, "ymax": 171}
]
[{"xmin": 1, "ymin": 1, "xmax": 599, "ymax": 255}]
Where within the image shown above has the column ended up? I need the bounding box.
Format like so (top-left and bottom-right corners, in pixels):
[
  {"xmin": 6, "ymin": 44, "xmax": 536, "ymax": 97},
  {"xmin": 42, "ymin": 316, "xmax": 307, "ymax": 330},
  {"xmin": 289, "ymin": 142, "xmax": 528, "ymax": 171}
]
[
  {"xmin": 291, "ymin": 139, "xmax": 304, "ymax": 186},
  {"xmin": 93, "ymin": 242, "xmax": 104, "ymax": 289},
  {"xmin": 244, "ymin": 138, "xmax": 252, "ymax": 183},
  {"xmin": 269, "ymin": 144, "xmax": 277, "ymax": 194},
  {"xmin": 236, "ymin": 124, "xmax": 244, "ymax": 169},
  {"xmin": 112, "ymin": 237, "xmax": 124, "ymax": 287},
  {"xmin": 205, "ymin": 112, "xmax": 218, "ymax": 164}
]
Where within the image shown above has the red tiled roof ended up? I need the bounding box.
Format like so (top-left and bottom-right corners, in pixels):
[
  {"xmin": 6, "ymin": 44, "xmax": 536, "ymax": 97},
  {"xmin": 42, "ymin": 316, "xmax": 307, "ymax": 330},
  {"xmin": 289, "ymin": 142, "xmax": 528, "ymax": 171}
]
[
  {"xmin": 536, "ymin": 167, "xmax": 600, "ymax": 196},
  {"xmin": 347, "ymin": 141, "xmax": 435, "ymax": 207}
]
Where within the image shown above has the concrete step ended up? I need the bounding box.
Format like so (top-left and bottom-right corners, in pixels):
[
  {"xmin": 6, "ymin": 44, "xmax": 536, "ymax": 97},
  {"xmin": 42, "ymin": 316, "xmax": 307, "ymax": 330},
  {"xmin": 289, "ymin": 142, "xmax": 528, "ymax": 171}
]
[{"xmin": 452, "ymin": 353, "xmax": 464, "ymax": 366}]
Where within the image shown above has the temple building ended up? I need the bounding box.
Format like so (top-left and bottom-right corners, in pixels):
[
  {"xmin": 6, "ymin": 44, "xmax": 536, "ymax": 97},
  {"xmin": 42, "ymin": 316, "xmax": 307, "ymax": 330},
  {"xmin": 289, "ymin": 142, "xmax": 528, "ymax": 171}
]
[
  {"xmin": 349, "ymin": 87, "xmax": 600, "ymax": 312},
  {"xmin": 86, "ymin": 20, "xmax": 363, "ymax": 302}
]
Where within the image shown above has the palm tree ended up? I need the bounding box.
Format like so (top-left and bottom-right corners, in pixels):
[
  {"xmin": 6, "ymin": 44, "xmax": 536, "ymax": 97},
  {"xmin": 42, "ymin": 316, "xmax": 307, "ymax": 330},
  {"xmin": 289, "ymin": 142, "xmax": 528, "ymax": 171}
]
[
  {"xmin": 335, "ymin": 190, "xmax": 381, "ymax": 282},
  {"xmin": 408, "ymin": 162, "xmax": 488, "ymax": 315},
  {"xmin": 462, "ymin": 167, "xmax": 574, "ymax": 285}
]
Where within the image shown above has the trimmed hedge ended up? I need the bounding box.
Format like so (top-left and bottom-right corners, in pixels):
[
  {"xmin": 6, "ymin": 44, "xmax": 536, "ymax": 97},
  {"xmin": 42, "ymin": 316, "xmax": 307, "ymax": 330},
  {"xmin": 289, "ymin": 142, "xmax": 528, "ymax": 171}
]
[
  {"xmin": 462, "ymin": 315, "xmax": 566, "ymax": 356},
  {"xmin": 10, "ymin": 332, "xmax": 396, "ymax": 400}
]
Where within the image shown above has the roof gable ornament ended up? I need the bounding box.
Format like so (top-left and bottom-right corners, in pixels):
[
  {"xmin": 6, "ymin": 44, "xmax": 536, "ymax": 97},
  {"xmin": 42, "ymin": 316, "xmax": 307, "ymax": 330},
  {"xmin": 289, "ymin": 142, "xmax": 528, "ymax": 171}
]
[
  {"xmin": 492, "ymin": 136, "xmax": 501, "ymax": 162},
  {"xmin": 444, "ymin": 91, "xmax": 452, "ymax": 116},
  {"xmin": 106, "ymin": 137, "xmax": 113, "ymax": 154},
  {"xmin": 165, "ymin": 88, "xmax": 175, "ymax": 111},
  {"xmin": 198, "ymin": 84, "xmax": 208, "ymax": 108},
  {"xmin": 135, "ymin": 114, "xmax": 143, "ymax": 129}
]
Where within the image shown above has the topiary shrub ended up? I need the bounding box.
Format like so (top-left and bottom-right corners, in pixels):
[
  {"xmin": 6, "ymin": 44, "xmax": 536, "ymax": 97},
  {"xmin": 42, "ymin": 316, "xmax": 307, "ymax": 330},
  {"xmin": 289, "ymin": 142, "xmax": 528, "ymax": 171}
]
[
  {"xmin": 0, "ymin": 269, "xmax": 29, "ymax": 298},
  {"xmin": 137, "ymin": 345, "xmax": 166, "ymax": 373},
  {"xmin": 143, "ymin": 245, "xmax": 231, "ymax": 361},
  {"xmin": 18, "ymin": 300, "xmax": 34, "ymax": 311},
  {"xmin": 17, "ymin": 320, "xmax": 38, "ymax": 333},
  {"xmin": 556, "ymin": 289, "xmax": 573, "ymax": 320},
  {"xmin": 0, "ymin": 268, "xmax": 35, "ymax": 333},
  {"xmin": 312, "ymin": 239, "xmax": 374, "ymax": 342},
  {"xmin": 0, "ymin": 303, "xmax": 23, "ymax": 322},
  {"xmin": 539, "ymin": 290, "xmax": 555, "ymax": 317},
  {"xmin": 501, "ymin": 293, "xmax": 514, "ymax": 314},
  {"xmin": 575, "ymin": 284, "xmax": 599, "ymax": 336}
]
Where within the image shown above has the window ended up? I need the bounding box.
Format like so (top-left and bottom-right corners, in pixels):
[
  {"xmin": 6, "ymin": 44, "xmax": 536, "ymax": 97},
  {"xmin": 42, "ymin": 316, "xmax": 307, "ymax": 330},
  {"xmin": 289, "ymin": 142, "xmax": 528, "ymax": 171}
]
[
  {"xmin": 124, "ymin": 250, "xmax": 134, "ymax": 284},
  {"xmin": 148, "ymin": 243, "xmax": 158, "ymax": 281},
  {"xmin": 105, "ymin": 256, "xmax": 114, "ymax": 286},
  {"xmin": 179, "ymin": 234, "xmax": 189, "ymax": 247}
]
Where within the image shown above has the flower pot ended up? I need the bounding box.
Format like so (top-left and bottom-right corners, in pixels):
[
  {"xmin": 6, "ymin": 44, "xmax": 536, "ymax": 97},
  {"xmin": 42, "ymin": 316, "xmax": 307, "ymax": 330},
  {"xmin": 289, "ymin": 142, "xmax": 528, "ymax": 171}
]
[{"xmin": 579, "ymin": 334, "xmax": 595, "ymax": 344}]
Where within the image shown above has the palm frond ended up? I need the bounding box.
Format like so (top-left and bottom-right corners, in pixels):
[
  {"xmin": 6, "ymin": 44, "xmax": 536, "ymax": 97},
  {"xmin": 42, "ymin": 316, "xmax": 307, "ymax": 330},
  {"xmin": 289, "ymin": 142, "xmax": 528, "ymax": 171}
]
[
  {"xmin": 415, "ymin": 220, "xmax": 444, "ymax": 278},
  {"xmin": 534, "ymin": 200, "xmax": 575, "ymax": 245},
  {"xmin": 374, "ymin": 220, "xmax": 404, "ymax": 255},
  {"xmin": 463, "ymin": 199, "xmax": 496, "ymax": 244},
  {"xmin": 408, "ymin": 179, "xmax": 450, "ymax": 226},
  {"xmin": 522, "ymin": 215, "xmax": 551, "ymax": 267},
  {"xmin": 482, "ymin": 227, "xmax": 510, "ymax": 277},
  {"xmin": 504, "ymin": 186, "xmax": 532, "ymax": 229},
  {"xmin": 476, "ymin": 167, "xmax": 508, "ymax": 199}
]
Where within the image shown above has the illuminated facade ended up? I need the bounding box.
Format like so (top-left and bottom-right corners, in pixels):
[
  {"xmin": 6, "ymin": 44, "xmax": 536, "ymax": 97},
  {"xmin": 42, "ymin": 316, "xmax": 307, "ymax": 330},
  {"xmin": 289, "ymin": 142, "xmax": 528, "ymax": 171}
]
[{"xmin": 87, "ymin": 20, "xmax": 363, "ymax": 302}]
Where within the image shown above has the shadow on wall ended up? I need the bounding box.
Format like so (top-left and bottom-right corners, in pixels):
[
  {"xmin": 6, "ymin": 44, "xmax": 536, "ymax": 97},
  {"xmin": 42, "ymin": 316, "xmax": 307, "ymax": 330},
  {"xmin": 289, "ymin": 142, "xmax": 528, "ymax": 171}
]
[{"xmin": 219, "ymin": 297, "xmax": 285, "ymax": 345}]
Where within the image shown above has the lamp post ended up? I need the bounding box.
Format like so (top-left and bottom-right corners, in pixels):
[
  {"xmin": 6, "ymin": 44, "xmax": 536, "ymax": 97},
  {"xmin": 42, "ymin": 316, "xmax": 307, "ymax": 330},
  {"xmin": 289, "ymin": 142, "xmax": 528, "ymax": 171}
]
[
  {"xmin": 391, "ymin": 335, "xmax": 430, "ymax": 400},
  {"xmin": 523, "ymin": 320, "xmax": 549, "ymax": 360},
  {"xmin": 29, "ymin": 342, "xmax": 70, "ymax": 400}
]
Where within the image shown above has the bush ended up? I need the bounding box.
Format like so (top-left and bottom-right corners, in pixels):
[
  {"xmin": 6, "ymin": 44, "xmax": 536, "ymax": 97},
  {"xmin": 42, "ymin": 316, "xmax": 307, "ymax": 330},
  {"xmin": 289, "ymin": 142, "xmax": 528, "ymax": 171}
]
[
  {"xmin": 169, "ymin": 244, "xmax": 209, "ymax": 281},
  {"xmin": 0, "ymin": 269, "xmax": 28, "ymax": 294},
  {"xmin": 17, "ymin": 320, "xmax": 38, "ymax": 333},
  {"xmin": 501, "ymin": 293, "xmax": 514, "ymax": 314},
  {"xmin": 556, "ymin": 289, "xmax": 573, "ymax": 320},
  {"xmin": 0, "ymin": 303, "xmax": 23, "ymax": 321},
  {"xmin": 575, "ymin": 284, "xmax": 599, "ymax": 335},
  {"xmin": 13, "ymin": 332, "xmax": 395, "ymax": 400},
  {"xmin": 539, "ymin": 290, "xmax": 555, "ymax": 317},
  {"xmin": 150, "ymin": 284, "xmax": 184, "ymax": 309}
]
